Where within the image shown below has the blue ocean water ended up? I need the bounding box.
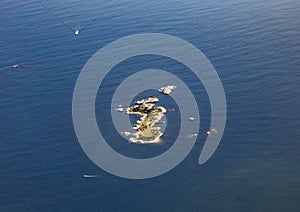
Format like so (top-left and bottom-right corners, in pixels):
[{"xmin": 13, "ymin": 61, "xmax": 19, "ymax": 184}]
[{"xmin": 0, "ymin": 0, "xmax": 299, "ymax": 211}]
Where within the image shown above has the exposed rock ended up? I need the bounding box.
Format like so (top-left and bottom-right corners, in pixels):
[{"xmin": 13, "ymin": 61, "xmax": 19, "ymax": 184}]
[
  {"xmin": 116, "ymin": 107, "xmax": 124, "ymax": 112},
  {"xmin": 122, "ymin": 131, "xmax": 131, "ymax": 136},
  {"xmin": 159, "ymin": 85, "xmax": 176, "ymax": 95}
]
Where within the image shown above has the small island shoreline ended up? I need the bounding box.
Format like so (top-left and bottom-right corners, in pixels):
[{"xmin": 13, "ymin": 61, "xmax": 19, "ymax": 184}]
[{"xmin": 126, "ymin": 97, "xmax": 166, "ymax": 144}]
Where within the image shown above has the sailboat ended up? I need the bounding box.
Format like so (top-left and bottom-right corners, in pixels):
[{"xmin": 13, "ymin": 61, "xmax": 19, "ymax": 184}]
[{"xmin": 37, "ymin": 0, "xmax": 97, "ymax": 35}]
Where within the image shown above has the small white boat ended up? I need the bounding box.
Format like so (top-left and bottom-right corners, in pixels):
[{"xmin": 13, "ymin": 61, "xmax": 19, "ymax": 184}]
[
  {"xmin": 83, "ymin": 174, "xmax": 99, "ymax": 178},
  {"xmin": 11, "ymin": 64, "xmax": 20, "ymax": 68}
]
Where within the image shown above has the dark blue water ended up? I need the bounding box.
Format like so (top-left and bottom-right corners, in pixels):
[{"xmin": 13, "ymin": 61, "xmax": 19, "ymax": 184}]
[{"xmin": 1, "ymin": 0, "xmax": 299, "ymax": 211}]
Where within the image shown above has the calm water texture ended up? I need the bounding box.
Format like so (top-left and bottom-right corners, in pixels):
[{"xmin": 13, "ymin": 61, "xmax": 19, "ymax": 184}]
[{"xmin": 0, "ymin": 0, "xmax": 299, "ymax": 211}]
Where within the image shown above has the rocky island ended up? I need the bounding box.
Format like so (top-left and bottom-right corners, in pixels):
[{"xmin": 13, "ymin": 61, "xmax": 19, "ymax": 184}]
[{"xmin": 126, "ymin": 97, "xmax": 166, "ymax": 144}]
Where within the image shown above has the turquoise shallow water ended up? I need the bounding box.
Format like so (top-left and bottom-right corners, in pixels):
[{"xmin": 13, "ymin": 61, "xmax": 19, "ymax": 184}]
[{"xmin": 0, "ymin": 0, "xmax": 300, "ymax": 211}]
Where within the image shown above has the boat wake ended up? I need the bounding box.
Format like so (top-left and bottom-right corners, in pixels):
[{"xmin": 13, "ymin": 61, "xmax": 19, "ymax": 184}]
[{"xmin": 83, "ymin": 174, "xmax": 100, "ymax": 178}]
